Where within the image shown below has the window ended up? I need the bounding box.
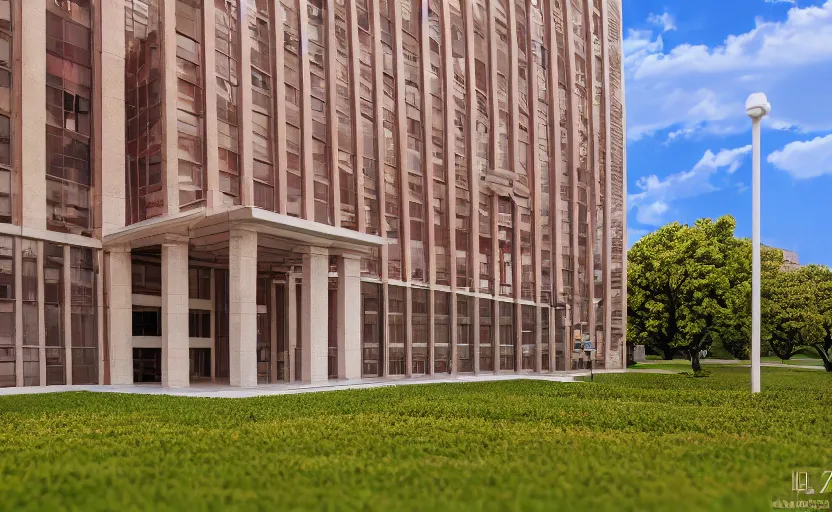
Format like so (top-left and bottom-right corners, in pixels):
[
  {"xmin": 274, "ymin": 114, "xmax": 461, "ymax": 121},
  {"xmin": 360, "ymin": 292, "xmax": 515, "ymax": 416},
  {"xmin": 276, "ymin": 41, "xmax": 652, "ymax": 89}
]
[
  {"xmin": 176, "ymin": 0, "xmax": 205, "ymax": 207},
  {"xmin": 22, "ymin": 240, "xmax": 39, "ymax": 385},
  {"xmin": 388, "ymin": 285, "xmax": 405, "ymax": 375},
  {"xmin": 132, "ymin": 306, "xmax": 162, "ymax": 337},
  {"xmin": 457, "ymin": 296, "xmax": 473, "ymax": 372},
  {"xmin": 132, "ymin": 261, "xmax": 162, "ymax": 296},
  {"xmin": 188, "ymin": 267, "xmax": 211, "ymax": 299},
  {"xmin": 216, "ymin": 0, "xmax": 240, "ymax": 204},
  {"xmin": 434, "ymin": 291, "xmax": 450, "ymax": 374},
  {"xmin": 71, "ymin": 247, "xmax": 96, "ymax": 384},
  {"xmin": 45, "ymin": 0, "xmax": 93, "ymax": 237},
  {"xmin": 125, "ymin": 0, "xmax": 165, "ymax": 223},
  {"xmin": 248, "ymin": 3, "xmax": 276, "ymax": 212},
  {"xmin": 189, "ymin": 309, "xmax": 211, "ymax": 338},
  {"xmin": 0, "ymin": 236, "xmax": 13, "ymax": 387},
  {"xmin": 361, "ymin": 282, "xmax": 381, "ymax": 377},
  {"xmin": 43, "ymin": 242, "xmax": 65, "ymax": 385},
  {"xmin": 0, "ymin": 4, "xmax": 12, "ymax": 224}
]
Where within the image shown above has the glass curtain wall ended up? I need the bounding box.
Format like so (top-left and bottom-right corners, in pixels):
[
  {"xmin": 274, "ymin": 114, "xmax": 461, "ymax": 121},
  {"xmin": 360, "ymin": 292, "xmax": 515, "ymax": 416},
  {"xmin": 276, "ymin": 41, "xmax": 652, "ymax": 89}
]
[
  {"xmin": 456, "ymin": 295, "xmax": 473, "ymax": 372},
  {"xmin": 361, "ymin": 281, "xmax": 382, "ymax": 377},
  {"xmin": 308, "ymin": 0, "xmax": 332, "ymax": 224},
  {"xmin": 402, "ymin": 0, "xmax": 427, "ymax": 283},
  {"xmin": 280, "ymin": 0, "xmax": 303, "ymax": 217},
  {"xmin": 249, "ymin": 0, "xmax": 277, "ymax": 211},
  {"xmin": 428, "ymin": 0, "xmax": 449, "ymax": 286},
  {"xmin": 0, "ymin": 5, "xmax": 12, "ymax": 224},
  {"xmin": 411, "ymin": 287, "xmax": 428, "ymax": 374},
  {"xmin": 22, "ymin": 240, "xmax": 39, "ymax": 385},
  {"xmin": 125, "ymin": 0, "xmax": 164, "ymax": 224},
  {"xmin": 174, "ymin": 0, "xmax": 205, "ymax": 207},
  {"xmin": 531, "ymin": 0, "xmax": 552, "ymax": 305},
  {"xmin": 334, "ymin": 0, "xmax": 358, "ymax": 230},
  {"xmin": 479, "ymin": 297, "xmax": 493, "ymax": 371},
  {"xmin": 388, "ymin": 285, "xmax": 405, "ymax": 374},
  {"xmin": 46, "ymin": 0, "xmax": 93, "ymax": 236},
  {"xmin": 471, "ymin": 0, "xmax": 488, "ymax": 292},
  {"xmin": 357, "ymin": 0, "xmax": 379, "ymax": 236},
  {"xmin": 380, "ymin": 0, "xmax": 402, "ymax": 280},
  {"xmin": 44, "ymin": 243, "xmax": 64, "ymax": 385},
  {"xmin": 434, "ymin": 290, "xmax": 450, "ymax": 373},
  {"xmin": 0, "ymin": 236, "xmax": 13, "ymax": 387},
  {"xmin": 70, "ymin": 247, "xmax": 96, "ymax": 384},
  {"xmin": 215, "ymin": 0, "xmax": 240, "ymax": 205}
]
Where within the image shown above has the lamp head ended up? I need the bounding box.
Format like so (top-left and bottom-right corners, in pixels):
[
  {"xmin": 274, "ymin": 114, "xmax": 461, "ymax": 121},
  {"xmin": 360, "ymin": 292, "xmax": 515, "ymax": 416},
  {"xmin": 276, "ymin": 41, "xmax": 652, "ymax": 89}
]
[{"xmin": 746, "ymin": 92, "xmax": 771, "ymax": 119}]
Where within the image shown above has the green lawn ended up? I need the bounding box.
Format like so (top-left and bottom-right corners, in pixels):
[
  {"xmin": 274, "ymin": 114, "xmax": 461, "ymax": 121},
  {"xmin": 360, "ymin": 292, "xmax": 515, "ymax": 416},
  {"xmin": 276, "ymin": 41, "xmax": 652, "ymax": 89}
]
[{"xmin": 1, "ymin": 367, "xmax": 830, "ymax": 511}]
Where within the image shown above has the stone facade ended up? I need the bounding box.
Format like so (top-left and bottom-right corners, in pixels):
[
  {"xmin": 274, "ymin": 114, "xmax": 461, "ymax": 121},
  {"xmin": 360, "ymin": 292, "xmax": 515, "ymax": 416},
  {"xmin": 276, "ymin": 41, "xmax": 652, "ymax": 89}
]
[{"xmin": 0, "ymin": 0, "xmax": 626, "ymax": 389}]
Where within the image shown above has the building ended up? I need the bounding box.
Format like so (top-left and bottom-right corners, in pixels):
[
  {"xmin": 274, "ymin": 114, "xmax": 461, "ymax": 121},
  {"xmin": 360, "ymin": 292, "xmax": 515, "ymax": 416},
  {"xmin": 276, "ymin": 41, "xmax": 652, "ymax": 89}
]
[
  {"xmin": 0, "ymin": 0, "xmax": 626, "ymax": 389},
  {"xmin": 762, "ymin": 245, "xmax": 801, "ymax": 271}
]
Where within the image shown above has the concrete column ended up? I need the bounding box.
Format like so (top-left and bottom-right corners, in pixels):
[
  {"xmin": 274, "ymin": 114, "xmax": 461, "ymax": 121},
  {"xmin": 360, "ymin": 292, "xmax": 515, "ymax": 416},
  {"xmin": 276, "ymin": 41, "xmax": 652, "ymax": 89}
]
[
  {"xmin": 37, "ymin": 242, "xmax": 45, "ymax": 385},
  {"xmin": 535, "ymin": 305, "xmax": 543, "ymax": 372},
  {"xmin": 161, "ymin": 242, "xmax": 190, "ymax": 388},
  {"xmin": 301, "ymin": 247, "xmax": 329, "ymax": 384},
  {"xmin": 229, "ymin": 228, "xmax": 258, "ymax": 387},
  {"xmin": 13, "ymin": 238, "xmax": 22, "ymax": 387},
  {"xmin": 162, "ymin": 0, "xmax": 179, "ymax": 215},
  {"xmin": 99, "ymin": 0, "xmax": 127, "ymax": 235},
  {"xmin": 107, "ymin": 246, "xmax": 133, "ymax": 384},
  {"xmin": 337, "ymin": 255, "xmax": 362, "ymax": 380},
  {"xmin": 63, "ymin": 246, "xmax": 72, "ymax": 385},
  {"xmin": 287, "ymin": 273, "xmax": 298, "ymax": 382},
  {"xmin": 20, "ymin": 0, "xmax": 46, "ymax": 230}
]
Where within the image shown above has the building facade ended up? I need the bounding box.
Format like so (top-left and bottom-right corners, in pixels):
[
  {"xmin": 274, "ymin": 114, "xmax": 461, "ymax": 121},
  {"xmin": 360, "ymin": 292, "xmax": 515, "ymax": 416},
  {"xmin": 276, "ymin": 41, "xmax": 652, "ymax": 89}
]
[{"xmin": 0, "ymin": 0, "xmax": 626, "ymax": 388}]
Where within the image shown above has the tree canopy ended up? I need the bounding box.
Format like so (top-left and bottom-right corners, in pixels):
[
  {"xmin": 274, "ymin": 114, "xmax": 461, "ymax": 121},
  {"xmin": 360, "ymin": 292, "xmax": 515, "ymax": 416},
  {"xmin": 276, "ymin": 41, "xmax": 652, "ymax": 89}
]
[
  {"xmin": 628, "ymin": 215, "xmax": 832, "ymax": 372},
  {"xmin": 627, "ymin": 216, "xmax": 752, "ymax": 371}
]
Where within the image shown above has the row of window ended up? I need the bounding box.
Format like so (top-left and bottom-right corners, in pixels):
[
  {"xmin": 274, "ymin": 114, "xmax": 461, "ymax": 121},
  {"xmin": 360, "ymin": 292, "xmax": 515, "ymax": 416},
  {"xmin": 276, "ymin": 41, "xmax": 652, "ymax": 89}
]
[
  {"xmin": 360, "ymin": 282, "xmax": 559, "ymax": 378},
  {"xmin": 0, "ymin": 235, "xmax": 97, "ymax": 387},
  {"xmin": 132, "ymin": 307, "xmax": 210, "ymax": 338}
]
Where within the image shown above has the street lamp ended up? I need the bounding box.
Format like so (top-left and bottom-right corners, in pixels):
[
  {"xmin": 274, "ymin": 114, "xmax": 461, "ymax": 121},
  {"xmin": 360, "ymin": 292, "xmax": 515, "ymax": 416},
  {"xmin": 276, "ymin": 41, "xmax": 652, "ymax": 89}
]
[{"xmin": 746, "ymin": 92, "xmax": 771, "ymax": 394}]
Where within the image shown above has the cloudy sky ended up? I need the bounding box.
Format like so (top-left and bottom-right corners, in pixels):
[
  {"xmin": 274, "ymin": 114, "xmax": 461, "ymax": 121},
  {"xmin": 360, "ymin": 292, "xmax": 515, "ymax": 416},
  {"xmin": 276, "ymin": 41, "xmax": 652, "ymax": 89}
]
[{"xmin": 624, "ymin": 0, "xmax": 832, "ymax": 265}]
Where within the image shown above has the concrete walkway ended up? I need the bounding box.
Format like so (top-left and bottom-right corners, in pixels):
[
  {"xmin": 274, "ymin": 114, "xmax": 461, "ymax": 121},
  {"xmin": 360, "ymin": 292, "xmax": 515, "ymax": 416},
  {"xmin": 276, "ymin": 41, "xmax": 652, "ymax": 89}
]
[{"xmin": 0, "ymin": 373, "xmax": 582, "ymax": 399}]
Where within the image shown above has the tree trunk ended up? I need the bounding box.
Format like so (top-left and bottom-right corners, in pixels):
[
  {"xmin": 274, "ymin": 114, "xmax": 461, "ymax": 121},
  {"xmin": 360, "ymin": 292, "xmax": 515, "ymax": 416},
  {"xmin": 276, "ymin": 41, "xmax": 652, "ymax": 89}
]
[
  {"xmin": 663, "ymin": 347, "xmax": 674, "ymax": 360},
  {"xmin": 689, "ymin": 348, "xmax": 702, "ymax": 372},
  {"xmin": 812, "ymin": 345, "xmax": 832, "ymax": 372}
]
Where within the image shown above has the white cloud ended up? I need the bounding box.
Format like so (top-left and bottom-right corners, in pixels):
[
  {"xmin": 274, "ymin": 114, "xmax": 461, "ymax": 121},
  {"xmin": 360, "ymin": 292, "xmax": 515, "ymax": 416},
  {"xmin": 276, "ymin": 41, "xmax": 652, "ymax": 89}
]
[
  {"xmin": 764, "ymin": 0, "xmax": 795, "ymax": 4},
  {"xmin": 767, "ymin": 133, "xmax": 832, "ymax": 178},
  {"xmin": 626, "ymin": 1, "xmax": 832, "ymax": 141},
  {"xmin": 628, "ymin": 146, "xmax": 752, "ymax": 226},
  {"xmin": 647, "ymin": 12, "xmax": 676, "ymax": 32}
]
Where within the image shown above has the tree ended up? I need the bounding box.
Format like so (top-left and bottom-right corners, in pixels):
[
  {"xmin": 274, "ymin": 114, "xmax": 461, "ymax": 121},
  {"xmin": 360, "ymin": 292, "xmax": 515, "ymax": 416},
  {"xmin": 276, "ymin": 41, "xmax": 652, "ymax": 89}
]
[
  {"xmin": 761, "ymin": 267, "xmax": 824, "ymax": 360},
  {"xmin": 628, "ymin": 216, "xmax": 748, "ymax": 371},
  {"xmin": 797, "ymin": 265, "xmax": 832, "ymax": 371},
  {"xmin": 712, "ymin": 242, "xmax": 782, "ymax": 360}
]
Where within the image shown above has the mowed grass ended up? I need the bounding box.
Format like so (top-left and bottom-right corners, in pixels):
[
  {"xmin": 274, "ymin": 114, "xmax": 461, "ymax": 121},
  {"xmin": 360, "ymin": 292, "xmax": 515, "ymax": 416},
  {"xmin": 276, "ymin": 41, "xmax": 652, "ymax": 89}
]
[{"xmin": 1, "ymin": 367, "xmax": 830, "ymax": 512}]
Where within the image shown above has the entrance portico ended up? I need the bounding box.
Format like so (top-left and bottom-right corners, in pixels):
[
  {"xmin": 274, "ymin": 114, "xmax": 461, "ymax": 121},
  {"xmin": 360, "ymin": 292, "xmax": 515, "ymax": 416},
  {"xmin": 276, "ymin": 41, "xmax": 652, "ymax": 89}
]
[{"xmin": 103, "ymin": 206, "xmax": 383, "ymax": 388}]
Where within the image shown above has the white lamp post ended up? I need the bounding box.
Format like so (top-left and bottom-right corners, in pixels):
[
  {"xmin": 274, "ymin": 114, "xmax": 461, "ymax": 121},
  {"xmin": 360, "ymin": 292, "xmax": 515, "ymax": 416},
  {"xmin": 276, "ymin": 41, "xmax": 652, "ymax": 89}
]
[{"xmin": 746, "ymin": 93, "xmax": 771, "ymax": 394}]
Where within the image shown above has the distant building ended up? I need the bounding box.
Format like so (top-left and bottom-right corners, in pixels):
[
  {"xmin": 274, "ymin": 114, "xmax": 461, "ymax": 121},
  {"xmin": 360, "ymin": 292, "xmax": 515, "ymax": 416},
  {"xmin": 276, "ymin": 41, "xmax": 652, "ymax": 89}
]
[{"xmin": 764, "ymin": 246, "xmax": 801, "ymax": 271}]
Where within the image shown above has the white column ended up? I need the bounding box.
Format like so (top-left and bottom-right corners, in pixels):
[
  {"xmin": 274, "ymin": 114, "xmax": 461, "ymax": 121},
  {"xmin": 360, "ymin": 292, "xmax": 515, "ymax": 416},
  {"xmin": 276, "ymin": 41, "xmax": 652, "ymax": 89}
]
[
  {"xmin": 161, "ymin": 242, "xmax": 190, "ymax": 388},
  {"xmin": 63, "ymin": 246, "xmax": 72, "ymax": 385},
  {"xmin": 20, "ymin": 0, "xmax": 46, "ymax": 230},
  {"xmin": 287, "ymin": 273, "xmax": 298, "ymax": 382},
  {"xmin": 229, "ymin": 228, "xmax": 258, "ymax": 387},
  {"xmin": 337, "ymin": 255, "xmax": 362, "ymax": 380},
  {"xmin": 108, "ymin": 246, "xmax": 133, "ymax": 385},
  {"xmin": 99, "ymin": 0, "xmax": 127, "ymax": 235},
  {"xmin": 301, "ymin": 247, "xmax": 329, "ymax": 384}
]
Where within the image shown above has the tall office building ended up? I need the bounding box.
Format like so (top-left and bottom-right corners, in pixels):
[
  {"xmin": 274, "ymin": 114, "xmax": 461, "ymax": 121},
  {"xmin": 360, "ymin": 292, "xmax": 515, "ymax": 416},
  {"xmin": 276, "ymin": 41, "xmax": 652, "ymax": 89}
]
[{"xmin": 0, "ymin": 0, "xmax": 625, "ymax": 388}]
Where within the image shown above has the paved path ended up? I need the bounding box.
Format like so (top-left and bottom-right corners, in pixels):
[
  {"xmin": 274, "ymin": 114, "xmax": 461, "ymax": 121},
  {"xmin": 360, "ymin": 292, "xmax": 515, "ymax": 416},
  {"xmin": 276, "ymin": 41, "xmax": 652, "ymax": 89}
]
[{"xmin": 0, "ymin": 373, "xmax": 580, "ymax": 399}]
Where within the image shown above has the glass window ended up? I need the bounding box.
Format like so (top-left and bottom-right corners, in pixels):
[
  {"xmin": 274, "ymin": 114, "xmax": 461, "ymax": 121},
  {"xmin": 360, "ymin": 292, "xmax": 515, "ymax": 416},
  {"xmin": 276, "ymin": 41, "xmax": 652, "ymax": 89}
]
[
  {"xmin": 479, "ymin": 298, "xmax": 493, "ymax": 372},
  {"xmin": 457, "ymin": 295, "xmax": 473, "ymax": 372},
  {"xmin": 46, "ymin": 1, "xmax": 93, "ymax": 237},
  {"xmin": 125, "ymin": 0, "xmax": 165, "ymax": 223},
  {"xmin": 188, "ymin": 267, "xmax": 211, "ymax": 299},
  {"xmin": 281, "ymin": 0, "xmax": 303, "ymax": 217},
  {"xmin": 43, "ymin": 242, "xmax": 64, "ymax": 385},
  {"xmin": 388, "ymin": 285, "xmax": 405, "ymax": 375},
  {"xmin": 361, "ymin": 282, "xmax": 381, "ymax": 377},
  {"xmin": 499, "ymin": 301, "xmax": 514, "ymax": 371},
  {"xmin": 132, "ymin": 306, "xmax": 162, "ymax": 337},
  {"xmin": 0, "ymin": 4, "xmax": 12, "ymax": 224},
  {"xmin": 188, "ymin": 309, "xmax": 211, "ymax": 338},
  {"xmin": 411, "ymin": 288, "xmax": 428, "ymax": 375},
  {"xmin": 247, "ymin": 3, "xmax": 276, "ymax": 211},
  {"xmin": 434, "ymin": 291, "xmax": 450, "ymax": 374},
  {"xmin": 0, "ymin": 236, "xmax": 12, "ymax": 386},
  {"xmin": 176, "ymin": 0, "xmax": 205, "ymax": 207}
]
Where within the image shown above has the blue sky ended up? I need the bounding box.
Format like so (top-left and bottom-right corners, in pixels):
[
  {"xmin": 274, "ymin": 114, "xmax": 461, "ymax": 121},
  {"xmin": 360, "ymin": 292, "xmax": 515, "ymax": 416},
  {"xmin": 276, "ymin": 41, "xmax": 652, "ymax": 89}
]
[{"xmin": 623, "ymin": 0, "xmax": 832, "ymax": 266}]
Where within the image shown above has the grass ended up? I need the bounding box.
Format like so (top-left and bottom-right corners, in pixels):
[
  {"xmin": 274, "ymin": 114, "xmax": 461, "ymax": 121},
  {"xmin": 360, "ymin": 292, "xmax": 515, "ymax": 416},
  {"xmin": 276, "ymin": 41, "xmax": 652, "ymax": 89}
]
[{"xmin": 1, "ymin": 367, "xmax": 830, "ymax": 511}]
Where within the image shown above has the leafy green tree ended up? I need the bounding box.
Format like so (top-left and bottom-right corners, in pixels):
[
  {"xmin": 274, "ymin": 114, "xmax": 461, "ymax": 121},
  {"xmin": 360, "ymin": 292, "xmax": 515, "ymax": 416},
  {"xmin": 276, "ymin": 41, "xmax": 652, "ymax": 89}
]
[
  {"xmin": 628, "ymin": 216, "xmax": 748, "ymax": 371},
  {"xmin": 712, "ymin": 243, "xmax": 782, "ymax": 360},
  {"xmin": 761, "ymin": 265, "xmax": 825, "ymax": 361},
  {"xmin": 799, "ymin": 265, "xmax": 832, "ymax": 371}
]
